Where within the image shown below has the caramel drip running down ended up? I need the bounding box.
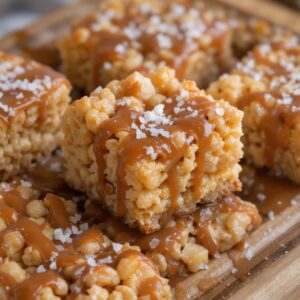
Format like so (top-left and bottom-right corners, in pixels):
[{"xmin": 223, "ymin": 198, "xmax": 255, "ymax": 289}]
[
  {"xmin": 74, "ymin": 1, "xmax": 228, "ymax": 88},
  {"xmin": 238, "ymin": 91, "xmax": 300, "ymax": 166},
  {"xmin": 0, "ymin": 52, "xmax": 69, "ymax": 127},
  {"xmin": 240, "ymin": 166, "xmax": 300, "ymax": 215},
  {"xmin": 237, "ymin": 45, "xmax": 300, "ymax": 165},
  {"xmin": 94, "ymin": 94, "xmax": 214, "ymax": 221},
  {"xmin": 194, "ymin": 195, "xmax": 261, "ymax": 256},
  {"xmin": 44, "ymin": 193, "xmax": 71, "ymax": 229}
]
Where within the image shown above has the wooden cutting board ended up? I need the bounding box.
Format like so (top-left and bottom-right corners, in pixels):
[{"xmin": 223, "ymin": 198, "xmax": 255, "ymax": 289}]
[{"xmin": 1, "ymin": 0, "xmax": 300, "ymax": 299}]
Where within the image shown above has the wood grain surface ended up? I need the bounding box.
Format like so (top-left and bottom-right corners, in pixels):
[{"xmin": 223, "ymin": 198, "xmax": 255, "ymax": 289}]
[{"xmin": 219, "ymin": 0, "xmax": 300, "ymax": 34}]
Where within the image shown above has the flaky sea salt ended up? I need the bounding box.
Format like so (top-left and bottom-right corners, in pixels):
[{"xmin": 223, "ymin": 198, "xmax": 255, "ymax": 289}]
[
  {"xmin": 257, "ymin": 193, "xmax": 266, "ymax": 202},
  {"xmin": 149, "ymin": 238, "xmax": 160, "ymax": 249},
  {"xmin": 215, "ymin": 107, "xmax": 224, "ymax": 116},
  {"xmin": 54, "ymin": 228, "xmax": 72, "ymax": 243},
  {"xmin": 145, "ymin": 146, "xmax": 158, "ymax": 160},
  {"xmin": 86, "ymin": 255, "xmax": 97, "ymax": 267},
  {"xmin": 112, "ymin": 242, "xmax": 123, "ymax": 253},
  {"xmin": 268, "ymin": 211, "xmax": 275, "ymax": 221},
  {"xmin": 70, "ymin": 213, "xmax": 81, "ymax": 224},
  {"xmin": 157, "ymin": 34, "xmax": 172, "ymax": 49},
  {"xmin": 244, "ymin": 247, "xmax": 254, "ymax": 260},
  {"xmin": 36, "ymin": 265, "xmax": 46, "ymax": 273}
]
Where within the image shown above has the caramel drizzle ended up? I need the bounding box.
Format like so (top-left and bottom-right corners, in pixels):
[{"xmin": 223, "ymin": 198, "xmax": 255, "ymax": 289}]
[
  {"xmin": 94, "ymin": 95, "xmax": 214, "ymax": 224},
  {"xmin": 100, "ymin": 217, "xmax": 187, "ymax": 275},
  {"xmin": 0, "ymin": 52, "xmax": 69, "ymax": 127},
  {"xmin": 138, "ymin": 276, "xmax": 164, "ymax": 300},
  {"xmin": 98, "ymin": 195, "xmax": 260, "ymax": 274},
  {"xmin": 237, "ymin": 45, "xmax": 300, "ymax": 165},
  {"xmin": 0, "ymin": 272, "xmax": 17, "ymax": 295},
  {"xmin": 0, "ymin": 217, "xmax": 57, "ymax": 260},
  {"xmin": 13, "ymin": 271, "xmax": 60, "ymax": 300},
  {"xmin": 44, "ymin": 193, "xmax": 71, "ymax": 229},
  {"xmin": 0, "ymin": 183, "xmax": 162, "ymax": 298},
  {"xmin": 74, "ymin": 1, "xmax": 228, "ymax": 87},
  {"xmin": 194, "ymin": 195, "xmax": 261, "ymax": 255}
]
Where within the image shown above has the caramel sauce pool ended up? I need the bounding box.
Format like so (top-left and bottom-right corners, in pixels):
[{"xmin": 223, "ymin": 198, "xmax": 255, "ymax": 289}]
[{"xmin": 240, "ymin": 166, "xmax": 300, "ymax": 216}]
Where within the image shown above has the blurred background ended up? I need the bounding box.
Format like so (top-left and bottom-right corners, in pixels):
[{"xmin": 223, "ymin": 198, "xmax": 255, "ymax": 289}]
[
  {"xmin": 0, "ymin": 0, "xmax": 299, "ymax": 37},
  {"xmin": 0, "ymin": 0, "xmax": 78, "ymax": 37}
]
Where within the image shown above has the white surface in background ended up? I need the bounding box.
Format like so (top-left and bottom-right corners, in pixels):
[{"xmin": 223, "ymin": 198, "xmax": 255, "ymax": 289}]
[
  {"xmin": 0, "ymin": 12, "xmax": 39, "ymax": 37},
  {"xmin": 0, "ymin": 0, "xmax": 77, "ymax": 38}
]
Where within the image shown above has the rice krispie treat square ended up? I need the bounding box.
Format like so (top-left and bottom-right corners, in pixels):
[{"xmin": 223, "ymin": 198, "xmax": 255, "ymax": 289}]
[
  {"xmin": 62, "ymin": 67, "xmax": 243, "ymax": 233},
  {"xmin": 59, "ymin": 0, "xmax": 235, "ymax": 92},
  {"xmin": 84, "ymin": 194, "xmax": 261, "ymax": 277},
  {"xmin": 208, "ymin": 41, "xmax": 300, "ymax": 183},
  {"xmin": 0, "ymin": 51, "xmax": 71, "ymax": 180},
  {"xmin": 0, "ymin": 180, "xmax": 171, "ymax": 299}
]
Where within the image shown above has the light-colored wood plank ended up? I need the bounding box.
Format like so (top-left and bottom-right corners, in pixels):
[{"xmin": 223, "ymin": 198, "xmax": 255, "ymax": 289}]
[
  {"xmin": 175, "ymin": 254, "xmax": 234, "ymax": 300},
  {"xmin": 228, "ymin": 243, "xmax": 300, "ymax": 300},
  {"xmin": 218, "ymin": 0, "xmax": 300, "ymax": 34}
]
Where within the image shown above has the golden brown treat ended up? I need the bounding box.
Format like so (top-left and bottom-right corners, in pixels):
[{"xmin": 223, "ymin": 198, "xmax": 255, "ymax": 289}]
[
  {"xmin": 0, "ymin": 181, "xmax": 171, "ymax": 300},
  {"xmin": 84, "ymin": 194, "xmax": 261, "ymax": 277},
  {"xmin": 0, "ymin": 51, "xmax": 71, "ymax": 181},
  {"xmin": 62, "ymin": 66, "xmax": 243, "ymax": 233},
  {"xmin": 208, "ymin": 41, "xmax": 300, "ymax": 183},
  {"xmin": 59, "ymin": 0, "xmax": 235, "ymax": 91}
]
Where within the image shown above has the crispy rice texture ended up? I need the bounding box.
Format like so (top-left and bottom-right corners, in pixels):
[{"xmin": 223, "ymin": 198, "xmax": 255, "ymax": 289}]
[
  {"xmin": 0, "ymin": 52, "xmax": 71, "ymax": 181},
  {"xmin": 62, "ymin": 67, "xmax": 243, "ymax": 233},
  {"xmin": 84, "ymin": 194, "xmax": 261, "ymax": 277},
  {"xmin": 0, "ymin": 181, "xmax": 171, "ymax": 300},
  {"xmin": 59, "ymin": 0, "xmax": 234, "ymax": 92},
  {"xmin": 208, "ymin": 41, "xmax": 300, "ymax": 183}
]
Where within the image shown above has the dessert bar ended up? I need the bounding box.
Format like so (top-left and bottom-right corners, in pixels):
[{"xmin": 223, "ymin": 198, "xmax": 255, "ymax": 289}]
[
  {"xmin": 208, "ymin": 41, "xmax": 300, "ymax": 183},
  {"xmin": 62, "ymin": 67, "xmax": 243, "ymax": 233},
  {"xmin": 84, "ymin": 194, "xmax": 261, "ymax": 277},
  {"xmin": 59, "ymin": 0, "xmax": 235, "ymax": 91},
  {"xmin": 0, "ymin": 51, "xmax": 71, "ymax": 181},
  {"xmin": 0, "ymin": 180, "xmax": 171, "ymax": 299}
]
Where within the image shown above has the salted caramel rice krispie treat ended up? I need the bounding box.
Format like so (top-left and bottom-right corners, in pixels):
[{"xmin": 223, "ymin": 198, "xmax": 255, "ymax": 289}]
[
  {"xmin": 208, "ymin": 41, "xmax": 300, "ymax": 183},
  {"xmin": 0, "ymin": 51, "xmax": 71, "ymax": 181},
  {"xmin": 59, "ymin": 0, "xmax": 234, "ymax": 92},
  {"xmin": 84, "ymin": 194, "xmax": 261, "ymax": 277},
  {"xmin": 0, "ymin": 180, "xmax": 171, "ymax": 299},
  {"xmin": 62, "ymin": 67, "xmax": 243, "ymax": 233}
]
